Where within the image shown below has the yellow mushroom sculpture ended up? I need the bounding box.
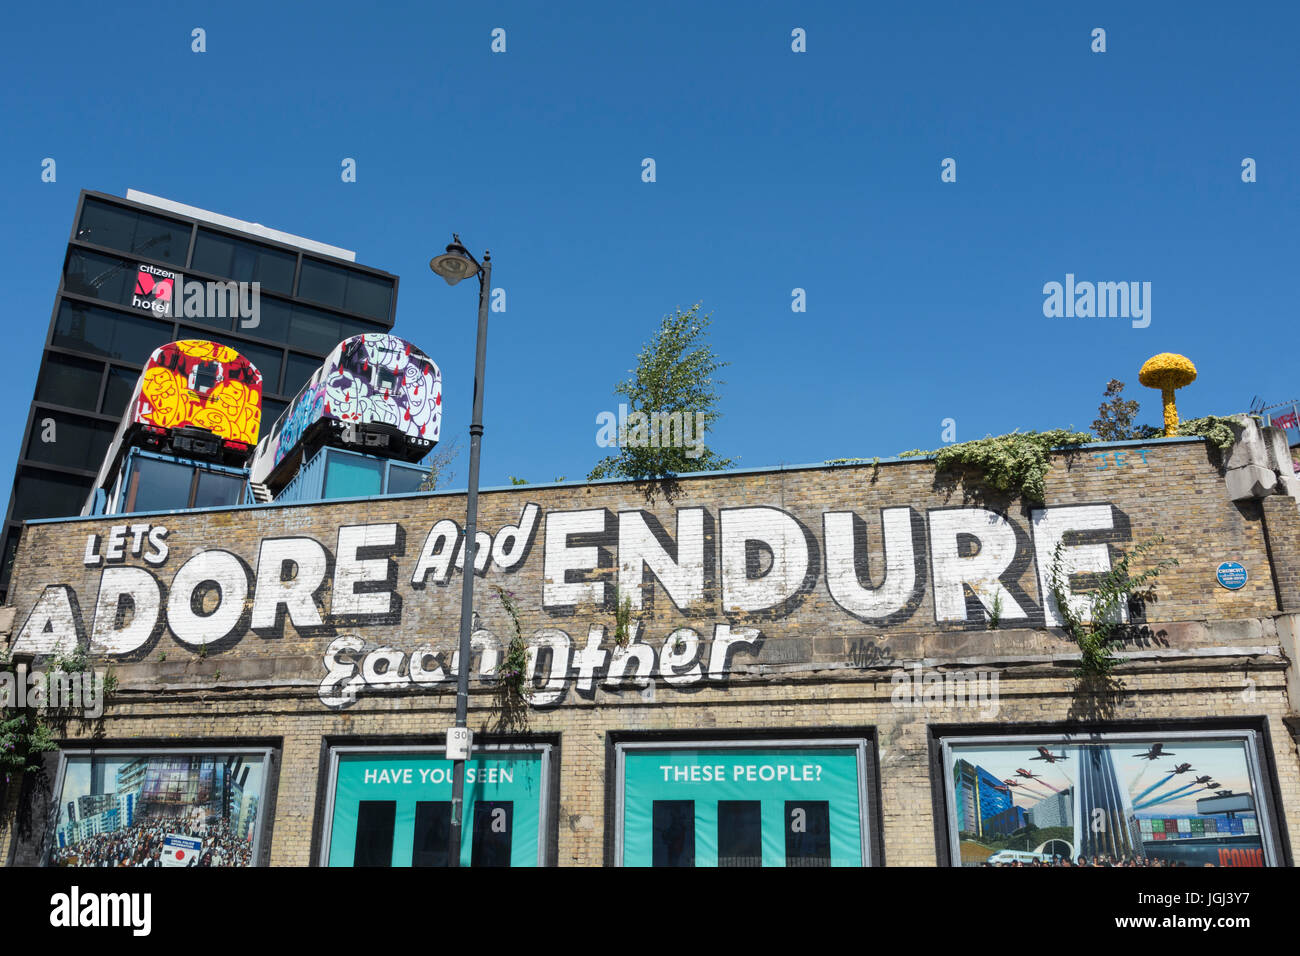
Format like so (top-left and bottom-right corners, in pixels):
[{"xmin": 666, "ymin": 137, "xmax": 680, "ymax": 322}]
[{"xmin": 1138, "ymin": 353, "xmax": 1197, "ymax": 437}]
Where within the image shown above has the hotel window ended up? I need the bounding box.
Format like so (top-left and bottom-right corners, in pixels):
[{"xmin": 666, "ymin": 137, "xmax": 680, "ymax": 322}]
[
  {"xmin": 76, "ymin": 198, "xmax": 190, "ymax": 267},
  {"xmin": 191, "ymin": 229, "xmax": 296, "ymax": 295}
]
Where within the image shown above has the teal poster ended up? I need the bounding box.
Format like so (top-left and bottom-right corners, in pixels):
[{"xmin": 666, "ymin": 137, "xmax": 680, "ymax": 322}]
[
  {"xmin": 327, "ymin": 750, "xmax": 546, "ymax": 867},
  {"xmin": 621, "ymin": 746, "xmax": 865, "ymax": 866}
]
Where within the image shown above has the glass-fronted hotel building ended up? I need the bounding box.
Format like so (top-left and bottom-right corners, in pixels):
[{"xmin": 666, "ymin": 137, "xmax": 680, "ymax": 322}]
[{"xmin": 0, "ymin": 189, "xmax": 399, "ymax": 596}]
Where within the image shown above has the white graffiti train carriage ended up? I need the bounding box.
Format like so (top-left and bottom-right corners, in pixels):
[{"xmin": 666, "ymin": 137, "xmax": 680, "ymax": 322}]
[{"xmin": 249, "ymin": 333, "xmax": 442, "ymax": 500}]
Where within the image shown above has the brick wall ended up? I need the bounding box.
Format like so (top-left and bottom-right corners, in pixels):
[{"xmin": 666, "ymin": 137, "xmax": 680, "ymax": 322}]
[{"xmin": 3, "ymin": 437, "xmax": 1298, "ymax": 866}]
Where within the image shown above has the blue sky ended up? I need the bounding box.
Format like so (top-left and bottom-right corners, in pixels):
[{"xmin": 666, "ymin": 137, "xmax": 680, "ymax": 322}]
[{"xmin": 1, "ymin": 1, "xmax": 1296, "ymax": 492}]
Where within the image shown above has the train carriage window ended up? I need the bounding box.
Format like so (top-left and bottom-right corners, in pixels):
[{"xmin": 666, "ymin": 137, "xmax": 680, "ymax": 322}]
[
  {"xmin": 192, "ymin": 362, "xmax": 218, "ymax": 393},
  {"xmin": 353, "ymin": 801, "xmax": 396, "ymax": 867}
]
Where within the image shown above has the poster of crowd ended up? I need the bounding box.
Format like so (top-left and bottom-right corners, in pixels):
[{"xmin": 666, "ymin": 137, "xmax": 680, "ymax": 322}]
[{"xmin": 45, "ymin": 750, "xmax": 267, "ymax": 868}]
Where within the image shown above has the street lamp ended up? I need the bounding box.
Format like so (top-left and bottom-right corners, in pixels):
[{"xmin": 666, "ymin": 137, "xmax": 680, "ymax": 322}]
[{"xmin": 430, "ymin": 234, "xmax": 492, "ymax": 868}]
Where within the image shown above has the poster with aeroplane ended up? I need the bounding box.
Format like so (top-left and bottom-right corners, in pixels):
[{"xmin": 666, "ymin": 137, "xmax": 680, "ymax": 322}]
[{"xmin": 943, "ymin": 734, "xmax": 1274, "ymax": 867}]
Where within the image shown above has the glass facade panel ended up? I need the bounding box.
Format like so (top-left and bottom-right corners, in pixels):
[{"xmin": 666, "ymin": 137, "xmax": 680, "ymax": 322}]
[
  {"xmin": 387, "ymin": 463, "xmax": 426, "ymax": 495},
  {"xmin": 125, "ymin": 457, "xmax": 194, "ymax": 512},
  {"xmin": 36, "ymin": 353, "xmax": 102, "ymax": 411},
  {"xmin": 102, "ymin": 367, "xmax": 138, "ymax": 417},
  {"xmin": 262, "ymin": 398, "xmax": 287, "ymax": 426},
  {"xmin": 12, "ymin": 467, "xmax": 89, "ymax": 521},
  {"xmin": 283, "ymin": 352, "xmax": 321, "ymax": 398},
  {"xmin": 323, "ymin": 451, "xmax": 384, "ymax": 499},
  {"xmin": 298, "ymin": 258, "xmax": 349, "ymax": 310},
  {"xmin": 191, "ymin": 229, "xmax": 296, "ymax": 295},
  {"xmin": 344, "ymin": 271, "xmax": 394, "ymax": 321},
  {"xmin": 287, "ymin": 304, "xmax": 344, "ymax": 354},
  {"xmin": 251, "ymin": 296, "xmax": 292, "ymax": 344},
  {"xmin": 53, "ymin": 301, "xmax": 173, "ymax": 363},
  {"xmin": 76, "ymin": 198, "xmax": 190, "ymax": 266},
  {"xmin": 63, "ymin": 248, "xmax": 134, "ymax": 305},
  {"xmin": 25, "ymin": 411, "xmax": 115, "ymax": 471},
  {"xmin": 299, "ymin": 258, "xmax": 394, "ymax": 321},
  {"xmin": 193, "ymin": 470, "xmax": 246, "ymax": 510}
]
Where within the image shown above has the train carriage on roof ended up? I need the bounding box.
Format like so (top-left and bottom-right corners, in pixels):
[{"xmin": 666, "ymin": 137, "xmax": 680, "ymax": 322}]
[
  {"xmin": 249, "ymin": 333, "xmax": 441, "ymax": 497},
  {"xmin": 82, "ymin": 339, "xmax": 264, "ymax": 516}
]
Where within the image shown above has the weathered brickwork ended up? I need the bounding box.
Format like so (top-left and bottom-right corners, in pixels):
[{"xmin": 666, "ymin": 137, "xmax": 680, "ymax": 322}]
[{"xmin": 3, "ymin": 437, "xmax": 1299, "ymax": 865}]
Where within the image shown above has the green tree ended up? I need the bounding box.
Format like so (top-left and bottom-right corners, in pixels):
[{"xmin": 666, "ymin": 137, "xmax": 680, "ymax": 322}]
[
  {"xmin": 1091, "ymin": 380, "xmax": 1160, "ymax": 441},
  {"xmin": 588, "ymin": 303, "xmax": 734, "ymax": 481}
]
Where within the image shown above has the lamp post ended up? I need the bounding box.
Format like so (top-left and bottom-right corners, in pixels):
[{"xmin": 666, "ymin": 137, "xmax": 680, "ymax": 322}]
[{"xmin": 430, "ymin": 234, "xmax": 491, "ymax": 868}]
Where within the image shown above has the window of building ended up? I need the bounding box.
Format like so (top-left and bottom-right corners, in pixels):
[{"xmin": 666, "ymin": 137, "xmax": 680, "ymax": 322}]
[
  {"xmin": 386, "ymin": 463, "xmax": 427, "ymax": 495},
  {"xmin": 124, "ymin": 456, "xmax": 195, "ymax": 512},
  {"xmin": 76, "ymin": 198, "xmax": 190, "ymax": 267},
  {"xmin": 287, "ymin": 303, "xmax": 346, "ymax": 354},
  {"xmin": 322, "ymin": 450, "xmax": 384, "ymax": 499},
  {"xmin": 262, "ymin": 397, "xmax": 287, "ymax": 426},
  {"xmin": 12, "ymin": 467, "xmax": 92, "ymax": 521},
  {"xmin": 939, "ymin": 730, "xmax": 1284, "ymax": 867},
  {"xmin": 251, "ymin": 296, "xmax": 292, "ymax": 344},
  {"xmin": 63, "ymin": 248, "xmax": 135, "ymax": 305},
  {"xmin": 283, "ymin": 352, "xmax": 321, "ymax": 399},
  {"xmin": 53, "ymin": 301, "xmax": 173, "ymax": 363},
  {"xmin": 321, "ymin": 745, "xmax": 552, "ymax": 867},
  {"xmin": 102, "ymin": 366, "xmax": 139, "ymax": 417},
  {"xmin": 298, "ymin": 259, "xmax": 393, "ymax": 321},
  {"xmin": 36, "ymin": 353, "xmax": 103, "ymax": 411},
  {"xmin": 190, "ymin": 229, "xmax": 296, "ymax": 295},
  {"xmin": 616, "ymin": 739, "xmax": 875, "ymax": 867},
  {"xmin": 119, "ymin": 455, "xmax": 246, "ymax": 513},
  {"xmin": 25, "ymin": 411, "xmax": 115, "ymax": 472},
  {"xmin": 192, "ymin": 470, "xmax": 246, "ymax": 510},
  {"xmin": 45, "ymin": 749, "xmax": 270, "ymax": 867}
]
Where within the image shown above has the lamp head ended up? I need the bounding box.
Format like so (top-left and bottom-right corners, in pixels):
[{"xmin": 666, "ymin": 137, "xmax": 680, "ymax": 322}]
[{"xmin": 429, "ymin": 235, "xmax": 480, "ymax": 285}]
